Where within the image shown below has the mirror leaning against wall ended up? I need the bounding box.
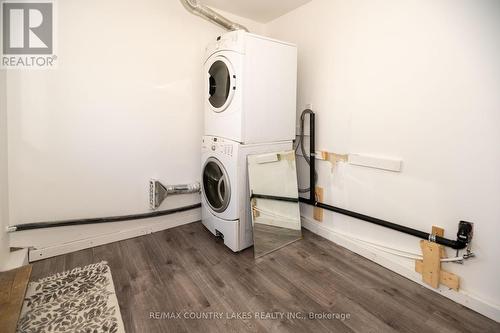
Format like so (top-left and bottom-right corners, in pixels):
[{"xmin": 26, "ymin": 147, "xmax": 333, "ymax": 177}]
[{"xmin": 247, "ymin": 150, "xmax": 302, "ymax": 258}]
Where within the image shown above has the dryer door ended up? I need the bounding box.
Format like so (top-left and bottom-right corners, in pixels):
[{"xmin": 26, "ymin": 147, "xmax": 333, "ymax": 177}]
[
  {"xmin": 202, "ymin": 157, "xmax": 231, "ymax": 213},
  {"xmin": 206, "ymin": 56, "xmax": 236, "ymax": 113}
]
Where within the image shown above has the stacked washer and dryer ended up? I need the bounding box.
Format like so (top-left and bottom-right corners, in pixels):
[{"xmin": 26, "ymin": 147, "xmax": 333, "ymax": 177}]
[{"xmin": 201, "ymin": 31, "xmax": 297, "ymax": 252}]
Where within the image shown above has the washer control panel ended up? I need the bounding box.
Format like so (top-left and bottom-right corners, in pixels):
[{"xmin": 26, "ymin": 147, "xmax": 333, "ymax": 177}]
[{"xmin": 202, "ymin": 136, "xmax": 235, "ymax": 157}]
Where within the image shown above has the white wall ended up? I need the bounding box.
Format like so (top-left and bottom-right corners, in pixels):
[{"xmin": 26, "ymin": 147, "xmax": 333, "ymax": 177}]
[
  {"xmin": 6, "ymin": 0, "xmax": 263, "ymax": 244},
  {"xmin": 6, "ymin": 0, "xmax": 500, "ymax": 319},
  {"xmin": 266, "ymin": 0, "xmax": 500, "ymax": 320},
  {"xmin": 0, "ymin": 67, "xmax": 9, "ymax": 267}
]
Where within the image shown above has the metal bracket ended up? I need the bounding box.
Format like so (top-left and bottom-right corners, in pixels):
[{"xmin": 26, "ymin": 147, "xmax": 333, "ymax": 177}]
[{"xmin": 150, "ymin": 179, "xmax": 169, "ymax": 210}]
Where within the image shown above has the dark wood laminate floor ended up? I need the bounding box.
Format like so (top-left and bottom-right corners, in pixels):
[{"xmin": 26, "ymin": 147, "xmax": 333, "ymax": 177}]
[{"xmin": 31, "ymin": 222, "xmax": 499, "ymax": 333}]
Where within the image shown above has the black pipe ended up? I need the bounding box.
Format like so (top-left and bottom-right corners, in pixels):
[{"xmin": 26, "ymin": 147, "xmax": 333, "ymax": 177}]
[
  {"xmin": 9, "ymin": 203, "xmax": 201, "ymax": 232},
  {"xmin": 299, "ymin": 197, "xmax": 466, "ymax": 249},
  {"xmin": 309, "ymin": 112, "xmax": 316, "ymax": 203},
  {"xmin": 299, "ymin": 109, "xmax": 469, "ymax": 250},
  {"xmin": 251, "ymin": 193, "xmax": 299, "ymax": 203}
]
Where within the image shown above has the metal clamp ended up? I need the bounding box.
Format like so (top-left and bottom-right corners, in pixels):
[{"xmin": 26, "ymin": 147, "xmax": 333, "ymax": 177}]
[{"xmin": 6, "ymin": 226, "xmax": 17, "ymax": 233}]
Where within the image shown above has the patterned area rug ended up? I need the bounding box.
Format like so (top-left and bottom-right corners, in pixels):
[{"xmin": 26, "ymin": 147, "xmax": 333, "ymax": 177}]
[{"xmin": 17, "ymin": 262, "xmax": 125, "ymax": 333}]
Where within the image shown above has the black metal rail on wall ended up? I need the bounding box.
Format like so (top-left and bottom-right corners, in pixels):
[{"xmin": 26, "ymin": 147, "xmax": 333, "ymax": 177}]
[{"xmin": 253, "ymin": 110, "xmax": 473, "ymax": 250}]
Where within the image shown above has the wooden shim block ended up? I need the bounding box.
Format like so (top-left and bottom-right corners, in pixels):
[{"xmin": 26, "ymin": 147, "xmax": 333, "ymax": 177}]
[
  {"xmin": 313, "ymin": 187, "xmax": 324, "ymax": 222},
  {"xmin": 431, "ymin": 226, "xmax": 444, "ymax": 237},
  {"xmin": 0, "ymin": 265, "xmax": 32, "ymax": 333},
  {"xmin": 415, "ymin": 260, "xmax": 460, "ymax": 291},
  {"xmin": 420, "ymin": 240, "xmax": 441, "ymax": 288},
  {"xmin": 441, "ymin": 270, "xmax": 460, "ymax": 291},
  {"xmin": 415, "ymin": 227, "xmax": 458, "ymax": 290},
  {"xmin": 432, "ymin": 225, "xmax": 447, "ymax": 258}
]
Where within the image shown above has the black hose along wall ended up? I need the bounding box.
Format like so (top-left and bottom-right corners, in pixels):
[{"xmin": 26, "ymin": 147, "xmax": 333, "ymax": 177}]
[{"xmin": 10, "ymin": 203, "xmax": 201, "ymax": 232}]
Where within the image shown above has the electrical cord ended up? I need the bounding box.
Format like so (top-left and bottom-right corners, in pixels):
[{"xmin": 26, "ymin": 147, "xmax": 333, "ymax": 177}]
[{"xmin": 317, "ymin": 224, "xmax": 468, "ymax": 262}]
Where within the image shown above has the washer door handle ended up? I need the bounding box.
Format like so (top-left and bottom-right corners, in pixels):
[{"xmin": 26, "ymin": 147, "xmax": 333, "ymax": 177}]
[{"xmin": 217, "ymin": 177, "xmax": 225, "ymax": 202}]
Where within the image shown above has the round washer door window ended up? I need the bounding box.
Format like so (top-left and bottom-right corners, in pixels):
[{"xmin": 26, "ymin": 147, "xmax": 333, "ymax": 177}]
[
  {"xmin": 207, "ymin": 58, "xmax": 235, "ymax": 112},
  {"xmin": 202, "ymin": 157, "xmax": 231, "ymax": 213}
]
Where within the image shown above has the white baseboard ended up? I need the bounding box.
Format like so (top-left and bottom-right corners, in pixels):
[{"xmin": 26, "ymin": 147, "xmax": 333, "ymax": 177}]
[
  {"xmin": 301, "ymin": 216, "xmax": 500, "ymax": 323},
  {"xmin": 22, "ymin": 208, "xmax": 201, "ymax": 262}
]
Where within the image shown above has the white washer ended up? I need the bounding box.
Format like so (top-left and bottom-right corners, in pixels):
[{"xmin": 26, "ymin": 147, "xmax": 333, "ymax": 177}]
[
  {"xmin": 204, "ymin": 31, "xmax": 297, "ymax": 144},
  {"xmin": 201, "ymin": 135, "xmax": 292, "ymax": 252}
]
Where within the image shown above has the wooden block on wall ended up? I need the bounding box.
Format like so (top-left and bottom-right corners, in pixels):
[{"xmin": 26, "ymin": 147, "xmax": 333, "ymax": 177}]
[
  {"xmin": 420, "ymin": 240, "xmax": 441, "ymax": 288},
  {"xmin": 415, "ymin": 226, "xmax": 458, "ymax": 290},
  {"xmin": 313, "ymin": 187, "xmax": 323, "ymax": 222},
  {"xmin": 441, "ymin": 270, "xmax": 460, "ymax": 291},
  {"xmin": 432, "ymin": 225, "xmax": 447, "ymax": 258},
  {"xmin": 415, "ymin": 260, "xmax": 460, "ymax": 290},
  {"xmin": 431, "ymin": 226, "xmax": 444, "ymax": 237}
]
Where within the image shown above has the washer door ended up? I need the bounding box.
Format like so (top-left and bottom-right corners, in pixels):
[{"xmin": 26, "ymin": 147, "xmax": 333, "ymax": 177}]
[
  {"xmin": 202, "ymin": 157, "xmax": 231, "ymax": 213},
  {"xmin": 206, "ymin": 56, "xmax": 235, "ymax": 113}
]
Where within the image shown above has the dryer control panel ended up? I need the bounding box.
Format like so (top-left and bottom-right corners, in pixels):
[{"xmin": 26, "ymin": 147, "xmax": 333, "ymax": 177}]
[
  {"xmin": 204, "ymin": 30, "xmax": 245, "ymax": 60},
  {"xmin": 202, "ymin": 136, "xmax": 235, "ymax": 157}
]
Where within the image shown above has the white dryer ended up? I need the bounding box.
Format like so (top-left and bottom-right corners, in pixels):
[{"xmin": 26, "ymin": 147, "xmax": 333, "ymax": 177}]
[
  {"xmin": 204, "ymin": 31, "xmax": 297, "ymax": 144},
  {"xmin": 201, "ymin": 135, "xmax": 292, "ymax": 252}
]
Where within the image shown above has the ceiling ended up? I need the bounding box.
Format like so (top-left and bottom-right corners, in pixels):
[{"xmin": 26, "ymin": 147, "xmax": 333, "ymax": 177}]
[{"xmin": 203, "ymin": 0, "xmax": 312, "ymax": 23}]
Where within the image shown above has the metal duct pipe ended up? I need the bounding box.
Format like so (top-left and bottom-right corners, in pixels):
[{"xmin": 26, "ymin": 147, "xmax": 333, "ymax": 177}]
[
  {"xmin": 180, "ymin": 0, "xmax": 249, "ymax": 32},
  {"xmin": 164, "ymin": 183, "xmax": 201, "ymax": 195},
  {"xmin": 150, "ymin": 180, "xmax": 200, "ymax": 210}
]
